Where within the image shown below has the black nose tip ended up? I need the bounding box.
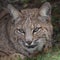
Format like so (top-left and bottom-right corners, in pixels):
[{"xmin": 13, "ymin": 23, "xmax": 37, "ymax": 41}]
[{"xmin": 26, "ymin": 41, "xmax": 32, "ymax": 45}]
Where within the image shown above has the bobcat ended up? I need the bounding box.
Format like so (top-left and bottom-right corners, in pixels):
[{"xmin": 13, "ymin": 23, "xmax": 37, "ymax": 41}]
[{"xmin": 0, "ymin": 2, "xmax": 53, "ymax": 60}]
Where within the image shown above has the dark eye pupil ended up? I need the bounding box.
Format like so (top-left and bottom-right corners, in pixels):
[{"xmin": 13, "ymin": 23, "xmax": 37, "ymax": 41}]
[{"xmin": 33, "ymin": 27, "xmax": 40, "ymax": 33}]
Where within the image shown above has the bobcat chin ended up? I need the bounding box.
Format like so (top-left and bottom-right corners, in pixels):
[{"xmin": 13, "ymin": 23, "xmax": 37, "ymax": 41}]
[{"xmin": 0, "ymin": 2, "xmax": 53, "ymax": 60}]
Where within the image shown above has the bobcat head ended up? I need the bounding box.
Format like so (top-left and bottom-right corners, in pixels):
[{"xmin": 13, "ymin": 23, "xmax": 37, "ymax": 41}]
[{"xmin": 7, "ymin": 2, "xmax": 53, "ymax": 56}]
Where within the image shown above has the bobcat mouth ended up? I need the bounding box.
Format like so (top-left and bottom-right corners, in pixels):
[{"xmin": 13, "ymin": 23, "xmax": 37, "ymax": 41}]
[
  {"xmin": 25, "ymin": 45, "xmax": 37, "ymax": 48},
  {"xmin": 23, "ymin": 42, "xmax": 37, "ymax": 48},
  {"xmin": 18, "ymin": 40, "xmax": 37, "ymax": 48}
]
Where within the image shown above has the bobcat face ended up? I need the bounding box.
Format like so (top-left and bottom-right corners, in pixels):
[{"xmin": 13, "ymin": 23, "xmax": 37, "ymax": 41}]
[{"xmin": 7, "ymin": 2, "xmax": 53, "ymax": 55}]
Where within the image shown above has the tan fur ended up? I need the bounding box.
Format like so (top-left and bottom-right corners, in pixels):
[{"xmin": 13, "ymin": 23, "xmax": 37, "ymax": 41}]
[{"xmin": 0, "ymin": 2, "xmax": 53, "ymax": 60}]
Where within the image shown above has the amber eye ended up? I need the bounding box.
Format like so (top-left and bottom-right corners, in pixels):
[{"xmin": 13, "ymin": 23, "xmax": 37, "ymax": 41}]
[
  {"xmin": 33, "ymin": 27, "xmax": 41, "ymax": 33},
  {"xmin": 17, "ymin": 29, "xmax": 25, "ymax": 34}
]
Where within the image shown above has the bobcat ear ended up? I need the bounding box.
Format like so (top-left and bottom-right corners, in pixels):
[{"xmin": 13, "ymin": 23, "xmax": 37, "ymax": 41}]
[
  {"xmin": 39, "ymin": 2, "xmax": 51, "ymax": 17},
  {"xmin": 7, "ymin": 4, "xmax": 21, "ymax": 22}
]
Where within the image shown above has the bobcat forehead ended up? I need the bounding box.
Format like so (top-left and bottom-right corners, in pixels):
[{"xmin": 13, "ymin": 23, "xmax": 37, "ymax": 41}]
[
  {"xmin": 21, "ymin": 8, "xmax": 39, "ymax": 15},
  {"xmin": 20, "ymin": 8, "xmax": 39, "ymax": 19}
]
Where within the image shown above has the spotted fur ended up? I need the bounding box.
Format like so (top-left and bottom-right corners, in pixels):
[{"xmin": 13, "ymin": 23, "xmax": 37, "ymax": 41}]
[{"xmin": 0, "ymin": 2, "xmax": 53, "ymax": 60}]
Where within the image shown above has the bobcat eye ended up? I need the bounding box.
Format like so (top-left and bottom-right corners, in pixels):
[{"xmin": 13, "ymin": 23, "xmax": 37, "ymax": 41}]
[
  {"xmin": 17, "ymin": 29, "xmax": 25, "ymax": 34},
  {"xmin": 33, "ymin": 27, "xmax": 41, "ymax": 33}
]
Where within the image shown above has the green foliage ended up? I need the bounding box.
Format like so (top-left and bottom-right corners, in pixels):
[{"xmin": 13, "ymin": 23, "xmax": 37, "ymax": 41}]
[
  {"xmin": 18, "ymin": 51, "xmax": 60, "ymax": 60},
  {"xmin": 20, "ymin": 0, "xmax": 30, "ymax": 3},
  {"xmin": 17, "ymin": 46, "xmax": 60, "ymax": 60},
  {"xmin": 52, "ymin": 3, "xmax": 60, "ymax": 42}
]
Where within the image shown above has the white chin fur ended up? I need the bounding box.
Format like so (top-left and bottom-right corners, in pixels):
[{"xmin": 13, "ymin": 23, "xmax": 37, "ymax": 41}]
[{"xmin": 25, "ymin": 46, "xmax": 37, "ymax": 53}]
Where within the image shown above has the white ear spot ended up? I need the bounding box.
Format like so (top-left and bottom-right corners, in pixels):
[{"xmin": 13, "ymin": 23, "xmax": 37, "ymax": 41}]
[{"xmin": 40, "ymin": 8, "xmax": 48, "ymax": 16}]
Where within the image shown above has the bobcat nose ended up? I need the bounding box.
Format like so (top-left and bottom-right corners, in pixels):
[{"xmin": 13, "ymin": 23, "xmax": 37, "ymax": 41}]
[
  {"xmin": 25, "ymin": 41, "xmax": 32, "ymax": 45},
  {"xmin": 25, "ymin": 41, "xmax": 37, "ymax": 48}
]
